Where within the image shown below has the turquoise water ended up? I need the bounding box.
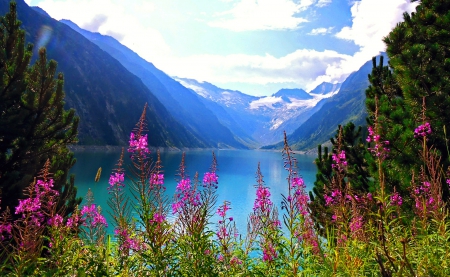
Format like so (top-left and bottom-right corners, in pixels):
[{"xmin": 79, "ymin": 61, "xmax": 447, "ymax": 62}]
[{"xmin": 71, "ymin": 149, "xmax": 317, "ymax": 235}]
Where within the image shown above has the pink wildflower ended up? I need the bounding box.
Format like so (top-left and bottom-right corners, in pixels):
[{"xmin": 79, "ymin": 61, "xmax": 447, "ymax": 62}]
[
  {"xmin": 48, "ymin": 214, "xmax": 64, "ymax": 227},
  {"xmin": 150, "ymin": 173, "xmax": 164, "ymax": 187},
  {"xmin": 150, "ymin": 213, "xmax": 165, "ymax": 224},
  {"xmin": 217, "ymin": 202, "xmax": 230, "ymax": 217},
  {"xmin": 390, "ymin": 192, "xmax": 403, "ymax": 206},
  {"xmin": 331, "ymin": 150, "xmax": 348, "ymax": 172},
  {"xmin": 414, "ymin": 122, "xmax": 432, "ymax": 139},
  {"xmin": 230, "ymin": 256, "xmax": 243, "ymax": 266},
  {"xmin": 115, "ymin": 227, "xmax": 145, "ymax": 252},
  {"xmin": 80, "ymin": 204, "xmax": 108, "ymax": 228},
  {"xmin": 172, "ymin": 178, "xmax": 201, "ymax": 214},
  {"xmin": 349, "ymin": 215, "xmax": 363, "ymax": 233},
  {"xmin": 367, "ymin": 126, "xmax": 390, "ymax": 158},
  {"xmin": 203, "ymin": 172, "xmax": 219, "ymax": 189},
  {"xmin": 217, "ymin": 226, "xmax": 228, "ymax": 240},
  {"xmin": 262, "ymin": 243, "xmax": 277, "ymax": 262},
  {"xmin": 128, "ymin": 133, "xmax": 150, "ymax": 157},
  {"xmin": 253, "ymin": 186, "xmax": 273, "ymax": 213},
  {"xmin": 108, "ymin": 172, "xmax": 125, "ymax": 192},
  {"xmin": 0, "ymin": 222, "xmax": 12, "ymax": 241}
]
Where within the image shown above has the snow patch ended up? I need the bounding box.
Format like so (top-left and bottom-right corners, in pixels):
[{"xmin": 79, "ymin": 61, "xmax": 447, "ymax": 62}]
[
  {"xmin": 176, "ymin": 79, "xmax": 210, "ymax": 98},
  {"xmin": 270, "ymin": 118, "xmax": 284, "ymax": 130},
  {"xmin": 249, "ymin": 96, "xmax": 283, "ymax": 109}
]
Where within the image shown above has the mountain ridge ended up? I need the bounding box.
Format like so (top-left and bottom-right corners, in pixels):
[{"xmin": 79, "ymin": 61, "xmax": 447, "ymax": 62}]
[
  {"xmin": 60, "ymin": 19, "xmax": 249, "ymax": 149},
  {"xmin": 3, "ymin": 0, "xmax": 209, "ymax": 148}
]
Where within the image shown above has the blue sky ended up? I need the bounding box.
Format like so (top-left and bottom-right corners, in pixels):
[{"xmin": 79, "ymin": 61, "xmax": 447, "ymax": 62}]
[{"xmin": 25, "ymin": 0, "xmax": 417, "ymax": 96}]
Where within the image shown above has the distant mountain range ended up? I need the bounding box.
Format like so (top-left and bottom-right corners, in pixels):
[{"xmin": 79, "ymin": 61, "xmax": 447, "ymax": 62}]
[
  {"xmin": 264, "ymin": 53, "xmax": 388, "ymax": 150},
  {"xmin": 176, "ymin": 78, "xmax": 340, "ymax": 145},
  {"xmin": 5, "ymin": 0, "xmax": 382, "ymax": 151}
]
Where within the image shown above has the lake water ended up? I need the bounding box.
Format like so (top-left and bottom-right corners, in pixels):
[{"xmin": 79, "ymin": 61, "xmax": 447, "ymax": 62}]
[{"xmin": 71, "ymin": 149, "xmax": 317, "ymax": 236}]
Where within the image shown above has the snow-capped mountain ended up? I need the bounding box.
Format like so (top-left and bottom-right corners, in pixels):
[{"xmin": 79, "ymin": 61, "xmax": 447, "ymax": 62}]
[{"xmin": 176, "ymin": 78, "xmax": 340, "ymax": 145}]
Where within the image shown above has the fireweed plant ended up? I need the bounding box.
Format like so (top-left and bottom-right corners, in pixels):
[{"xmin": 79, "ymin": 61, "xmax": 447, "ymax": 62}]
[{"xmin": 0, "ymin": 102, "xmax": 450, "ymax": 275}]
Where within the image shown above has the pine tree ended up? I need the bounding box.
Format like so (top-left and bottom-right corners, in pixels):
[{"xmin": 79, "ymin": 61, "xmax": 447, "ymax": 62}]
[
  {"xmin": 366, "ymin": 0, "xmax": 450, "ymax": 201},
  {"xmin": 365, "ymin": 55, "xmax": 418, "ymax": 199},
  {"xmin": 0, "ymin": 2, "xmax": 80, "ymax": 216},
  {"xmin": 309, "ymin": 122, "xmax": 370, "ymax": 235}
]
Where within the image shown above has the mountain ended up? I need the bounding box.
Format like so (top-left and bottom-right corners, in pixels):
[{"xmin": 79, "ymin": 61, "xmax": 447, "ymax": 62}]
[
  {"xmin": 175, "ymin": 78, "xmax": 262, "ymax": 147},
  {"xmin": 61, "ymin": 19, "xmax": 247, "ymax": 149},
  {"xmin": 272, "ymin": 88, "xmax": 313, "ymax": 101},
  {"xmin": 2, "ymin": 0, "xmax": 210, "ymax": 148},
  {"xmin": 310, "ymin": 82, "xmax": 342, "ymax": 95},
  {"xmin": 178, "ymin": 78, "xmax": 339, "ymax": 146},
  {"xmin": 264, "ymin": 54, "xmax": 388, "ymax": 150}
]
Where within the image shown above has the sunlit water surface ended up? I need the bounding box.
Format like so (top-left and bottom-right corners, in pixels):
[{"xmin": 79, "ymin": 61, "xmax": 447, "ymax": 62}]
[{"xmin": 71, "ymin": 149, "xmax": 317, "ymax": 236}]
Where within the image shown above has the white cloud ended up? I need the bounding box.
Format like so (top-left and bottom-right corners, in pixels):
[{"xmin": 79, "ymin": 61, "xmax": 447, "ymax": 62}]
[
  {"xmin": 28, "ymin": 0, "xmax": 418, "ymax": 97},
  {"xmin": 308, "ymin": 27, "xmax": 334, "ymax": 35},
  {"xmin": 209, "ymin": 0, "xmax": 308, "ymax": 31},
  {"xmin": 160, "ymin": 49, "xmax": 351, "ymax": 92},
  {"xmin": 335, "ymin": 0, "xmax": 416, "ymax": 49},
  {"xmin": 305, "ymin": 0, "xmax": 418, "ymax": 90},
  {"xmin": 316, "ymin": 0, "xmax": 332, "ymax": 7},
  {"xmin": 35, "ymin": 0, "xmax": 171, "ymax": 66}
]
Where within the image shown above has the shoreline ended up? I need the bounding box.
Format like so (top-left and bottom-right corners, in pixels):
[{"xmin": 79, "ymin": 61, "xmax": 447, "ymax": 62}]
[{"xmin": 68, "ymin": 144, "xmax": 318, "ymax": 156}]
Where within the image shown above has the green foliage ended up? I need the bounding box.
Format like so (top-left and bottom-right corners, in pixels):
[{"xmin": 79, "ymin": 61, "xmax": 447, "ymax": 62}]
[
  {"xmin": 365, "ymin": 55, "xmax": 418, "ymax": 199},
  {"xmin": 0, "ymin": 2, "xmax": 80, "ymax": 216},
  {"xmin": 382, "ymin": 0, "xmax": 450, "ymax": 197},
  {"xmin": 309, "ymin": 122, "xmax": 371, "ymax": 236}
]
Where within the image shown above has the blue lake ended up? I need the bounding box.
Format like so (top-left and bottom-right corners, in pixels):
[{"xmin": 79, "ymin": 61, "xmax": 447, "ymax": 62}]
[{"xmin": 71, "ymin": 149, "xmax": 317, "ymax": 236}]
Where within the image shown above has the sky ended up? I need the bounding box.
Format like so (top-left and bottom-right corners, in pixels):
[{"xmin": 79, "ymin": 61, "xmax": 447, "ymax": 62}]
[{"xmin": 25, "ymin": 0, "xmax": 418, "ymax": 96}]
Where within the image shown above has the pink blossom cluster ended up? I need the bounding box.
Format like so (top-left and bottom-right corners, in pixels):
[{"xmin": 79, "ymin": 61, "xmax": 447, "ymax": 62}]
[
  {"xmin": 230, "ymin": 256, "xmax": 243, "ymax": 266},
  {"xmin": 115, "ymin": 227, "xmax": 145, "ymax": 252},
  {"xmin": 324, "ymin": 189, "xmax": 343, "ymax": 207},
  {"xmin": 262, "ymin": 242, "xmax": 277, "ymax": 262},
  {"xmin": 172, "ymin": 179, "xmax": 201, "ymax": 214},
  {"xmin": 108, "ymin": 172, "xmax": 125, "ymax": 193},
  {"xmin": 203, "ymin": 172, "xmax": 218, "ymax": 189},
  {"xmin": 366, "ymin": 126, "xmax": 390, "ymax": 158},
  {"xmin": 66, "ymin": 213, "xmax": 82, "ymax": 228},
  {"xmin": 447, "ymin": 179, "xmax": 450, "ymax": 188},
  {"xmin": 295, "ymin": 216, "xmax": 319, "ymax": 253},
  {"xmin": 413, "ymin": 181, "xmax": 439, "ymax": 215},
  {"xmin": 414, "ymin": 122, "xmax": 432, "ymax": 138},
  {"xmin": 216, "ymin": 226, "xmax": 228, "ymax": 240},
  {"xmin": 150, "ymin": 213, "xmax": 165, "ymax": 225},
  {"xmin": 150, "ymin": 173, "xmax": 165, "ymax": 190},
  {"xmin": 390, "ymin": 192, "xmax": 403, "ymax": 206},
  {"xmin": 80, "ymin": 204, "xmax": 108, "ymax": 228},
  {"xmin": 253, "ymin": 186, "xmax": 273, "ymax": 213},
  {"xmin": 216, "ymin": 201, "xmax": 236, "ymax": 240},
  {"xmin": 349, "ymin": 215, "xmax": 363, "ymax": 233},
  {"xmin": 0, "ymin": 221, "xmax": 12, "ymax": 241},
  {"xmin": 217, "ymin": 202, "xmax": 230, "ymax": 218},
  {"xmin": 15, "ymin": 179, "xmax": 59, "ymax": 227},
  {"xmin": 151, "ymin": 173, "xmax": 164, "ymax": 185},
  {"xmin": 48, "ymin": 214, "xmax": 64, "ymax": 227},
  {"xmin": 331, "ymin": 150, "xmax": 348, "ymax": 172},
  {"xmin": 128, "ymin": 133, "xmax": 150, "ymax": 157},
  {"xmin": 291, "ymin": 177, "xmax": 310, "ymax": 216}
]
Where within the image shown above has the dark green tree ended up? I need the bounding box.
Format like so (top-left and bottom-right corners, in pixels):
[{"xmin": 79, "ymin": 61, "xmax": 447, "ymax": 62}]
[
  {"xmin": 0, "ymin": 2, "xmax": 80, "ymax": 216},
  {"xmin": 309, "ymin": 122, "xmax": 370, "ymax": 235},
  {"xmin": 365, "ymin": 0, "xmax": 450, "ymax": 202}
]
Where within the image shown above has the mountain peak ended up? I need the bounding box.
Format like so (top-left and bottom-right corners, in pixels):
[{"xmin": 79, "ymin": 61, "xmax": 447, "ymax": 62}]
[
  {"xmin": 309, "ymin": 82, "xmax": 342, "ymax": 95},
  {"xmin": 272, "ymin": 88, "xmax": 313, "ymax": 100},
  {"xmin": 31, "ymin": 6, "xmax": 51, "ymax": 18}
]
